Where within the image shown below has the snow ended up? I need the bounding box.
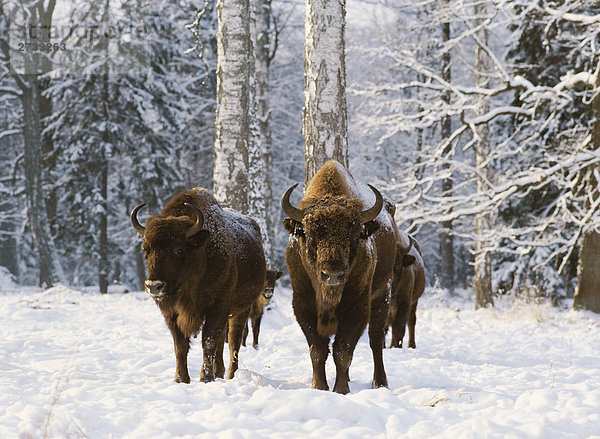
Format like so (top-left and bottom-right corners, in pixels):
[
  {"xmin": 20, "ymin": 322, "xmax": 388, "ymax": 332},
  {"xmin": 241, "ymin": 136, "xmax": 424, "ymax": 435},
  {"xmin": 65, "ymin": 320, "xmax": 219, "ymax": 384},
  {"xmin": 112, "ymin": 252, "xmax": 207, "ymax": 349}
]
[{"xmin": 1, "ymin": 285, "xmax": 600, "ymax": 438}]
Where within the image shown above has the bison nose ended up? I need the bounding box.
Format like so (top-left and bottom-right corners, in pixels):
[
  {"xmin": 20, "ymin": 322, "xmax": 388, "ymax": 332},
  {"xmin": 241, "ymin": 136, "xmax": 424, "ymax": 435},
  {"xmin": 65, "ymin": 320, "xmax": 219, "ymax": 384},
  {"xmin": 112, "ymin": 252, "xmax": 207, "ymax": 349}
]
[
  {"xmin": 145, "ymin": 280, "xmax": 166, "ymax": 299},
  {"xmin": 320, "ymin": 270, "xmax": 345, "ymax": 285}
]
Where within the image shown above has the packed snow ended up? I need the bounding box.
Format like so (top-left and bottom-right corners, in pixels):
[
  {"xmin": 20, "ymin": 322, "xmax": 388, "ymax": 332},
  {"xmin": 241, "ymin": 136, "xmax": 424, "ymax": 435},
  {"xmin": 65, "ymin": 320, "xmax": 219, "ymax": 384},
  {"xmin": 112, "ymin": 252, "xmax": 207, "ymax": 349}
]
[{"xmin": 1, "ymin": 279, "xmax": 600, "ymax": 438}]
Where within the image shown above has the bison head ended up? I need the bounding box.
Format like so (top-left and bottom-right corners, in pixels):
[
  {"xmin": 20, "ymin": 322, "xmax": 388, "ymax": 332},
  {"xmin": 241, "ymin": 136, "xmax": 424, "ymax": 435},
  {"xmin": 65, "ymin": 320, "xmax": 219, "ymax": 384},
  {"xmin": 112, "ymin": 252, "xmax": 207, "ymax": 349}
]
[
  {"xmin": 131, "ymin": 203, "xmax": 209, "ymax": 302},
  {"xmin": 282, "ymin": 184, "xmax": 383, "ymax": 306},
  {"xmin": 264, "ymin": 269, "xmax": 283, "ymax": 299}
]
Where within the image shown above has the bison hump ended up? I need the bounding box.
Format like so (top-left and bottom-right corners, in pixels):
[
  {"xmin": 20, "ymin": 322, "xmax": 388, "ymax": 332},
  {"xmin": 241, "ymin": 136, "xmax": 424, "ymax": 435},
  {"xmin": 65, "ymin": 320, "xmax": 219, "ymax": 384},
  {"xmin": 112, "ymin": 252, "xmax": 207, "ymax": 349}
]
[{"xmin": 305, "ymin": 160, "xmax": 357, "ymax": 199}]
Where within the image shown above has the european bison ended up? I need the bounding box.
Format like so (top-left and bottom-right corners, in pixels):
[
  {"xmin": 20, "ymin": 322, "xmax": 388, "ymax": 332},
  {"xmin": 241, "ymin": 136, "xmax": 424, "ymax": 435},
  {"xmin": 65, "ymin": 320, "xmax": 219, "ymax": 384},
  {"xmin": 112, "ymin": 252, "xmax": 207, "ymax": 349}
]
[
  {"xmin": 387, "ymin": 233, "xmax": 425, "ymax": 349},
  {"xmin": 242, "ymin": 269, "xmax": 283, "ymax": 349},
  {"xmin": 130, "ymin": 187, "xmax": 266, "ymax": 383},
  {"xmin": 281, "ymin": 160, "xmax": 396, "ymax": 394}
]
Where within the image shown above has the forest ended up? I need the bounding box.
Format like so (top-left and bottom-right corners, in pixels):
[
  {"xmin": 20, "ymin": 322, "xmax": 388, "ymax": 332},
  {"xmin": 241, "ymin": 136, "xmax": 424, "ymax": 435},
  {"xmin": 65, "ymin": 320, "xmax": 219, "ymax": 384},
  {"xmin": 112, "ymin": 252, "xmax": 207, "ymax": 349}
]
[{"xmin": 1, "ymin": 0, "xmax": 600, "ymax": 314}]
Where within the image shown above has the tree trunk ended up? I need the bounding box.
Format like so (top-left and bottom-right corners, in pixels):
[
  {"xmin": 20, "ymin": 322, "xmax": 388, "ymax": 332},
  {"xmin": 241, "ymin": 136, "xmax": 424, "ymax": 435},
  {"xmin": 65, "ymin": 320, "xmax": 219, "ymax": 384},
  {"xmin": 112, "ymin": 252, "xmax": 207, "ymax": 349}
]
[
  {"xmin": 439, "ymin": 1, "xmax": 454, "ymax": 295},
  {"xmin": 474, "ymin": 2, "xmax": 493, "ymax": 309},
  {"xmin": 9, "ymin": 1, "xmax": 64, "ymax": 288},
  {"xmin": 303, "ymin": 0, "xmax": 349, "ymax": 188},
  {"xmin": 98, "ymin": 0, "xmax": 110, "ymax": 294},
  {"xmin": 574, "ymin": 60, "xmax": 600, "ymax": 313},
  {"xmin": 247, "ymin": 0, "xmax": 267, "ymax": 241},
  {"xmin": 22, "ymin": 77, "xmax": 65, "ymax": 288},
  {"xmin": 213, "ymin": 0, "xmax": 252, "ymax": 213},
  {"xmin": 255, "ymin": 0, "xmax": 275, "ymax": 265}
]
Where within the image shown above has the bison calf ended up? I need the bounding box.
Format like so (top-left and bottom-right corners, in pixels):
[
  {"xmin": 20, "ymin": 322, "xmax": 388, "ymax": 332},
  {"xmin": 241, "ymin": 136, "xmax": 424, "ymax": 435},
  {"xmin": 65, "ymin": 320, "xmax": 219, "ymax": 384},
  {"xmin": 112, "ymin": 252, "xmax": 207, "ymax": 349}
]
[
  {"xmin": 387, "ymin": 234, "xmax": 425, "ymax": 349},
  {"xmin": 242, "ymin": 269, "xmax": 283, "ymax": 349},
  {"xmin": 131, "ymin": 187, "xmax": 266, "ymax": 383}
]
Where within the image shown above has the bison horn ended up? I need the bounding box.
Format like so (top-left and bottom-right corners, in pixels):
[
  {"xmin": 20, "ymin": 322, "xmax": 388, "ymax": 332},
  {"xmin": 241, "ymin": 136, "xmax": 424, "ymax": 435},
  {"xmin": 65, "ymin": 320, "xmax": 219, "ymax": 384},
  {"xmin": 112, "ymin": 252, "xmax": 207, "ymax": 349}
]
[
  {"xmin": 184, "ymin": 203, "xmax": 205, "ymax": 238},
  {"xmin": 130, "ymin": 203, "xmax": 147, "ymax": 237},
  {"xmin": 281, "ymin": 183, "xmax": 304, "ymax": 223},
  {"xmin": 359, "ymin": 185, "xmax": 384, "ymax": 224}
]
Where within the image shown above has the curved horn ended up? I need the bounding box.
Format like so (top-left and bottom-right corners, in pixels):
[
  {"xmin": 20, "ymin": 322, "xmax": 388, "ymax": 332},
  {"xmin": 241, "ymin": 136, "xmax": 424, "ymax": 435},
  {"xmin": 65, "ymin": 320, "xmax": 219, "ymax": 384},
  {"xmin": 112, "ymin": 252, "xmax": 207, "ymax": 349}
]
[
  {"xmin": 281, "ymin": 183, "xmax": 304, "ymax": 223},
  {"xmin": 359, "ymin": 184, "xmax": 384, "ymax": 224},
  {"xmin": 130, "ymin": 203, "xmax": 147, "ymax": 237},
  {"xmin": 184, "ymin": 203, "xmax": 205, "ymax": 238}
]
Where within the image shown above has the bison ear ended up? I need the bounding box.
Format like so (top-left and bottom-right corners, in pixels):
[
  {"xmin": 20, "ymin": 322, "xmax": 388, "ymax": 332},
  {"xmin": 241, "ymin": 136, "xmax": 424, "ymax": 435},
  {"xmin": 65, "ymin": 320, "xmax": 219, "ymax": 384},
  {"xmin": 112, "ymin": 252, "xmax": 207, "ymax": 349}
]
[
  {"xmin": 188, "ymin": 229, "xmax": 209, "ymax": 247},
  {"xmin": 275, "ymin": 270, "xmax": 283, "ymax": 280},
  {"xmin": 402, "ymin": 254, "xmax": 416, "ymax": 267},
  {"xmin": 283, "ymin": 217, "xmax": 304, "ymax": 237},
  {"xmin": 361, "ymin": 221, "xmax": 379, "ymax": 238}
]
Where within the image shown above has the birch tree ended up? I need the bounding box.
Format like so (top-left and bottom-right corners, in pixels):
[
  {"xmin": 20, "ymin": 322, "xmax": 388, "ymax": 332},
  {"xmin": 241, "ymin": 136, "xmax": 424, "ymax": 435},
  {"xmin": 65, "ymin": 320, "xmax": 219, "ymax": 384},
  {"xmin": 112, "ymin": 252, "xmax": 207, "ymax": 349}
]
[
  {"xmin": 473, "ymin": 1, "xmax": 493, "ymax": 308},
  {"xmin": 255, "ymin": 0, "xmax": 277, "ymax": 264},
  {"xmin": 213, "ymin": 0, "xmax": 252, "ymax": 213},
  {"xmin": 303, "ymin": 0, "xmax": 348, "ymax": 187}
]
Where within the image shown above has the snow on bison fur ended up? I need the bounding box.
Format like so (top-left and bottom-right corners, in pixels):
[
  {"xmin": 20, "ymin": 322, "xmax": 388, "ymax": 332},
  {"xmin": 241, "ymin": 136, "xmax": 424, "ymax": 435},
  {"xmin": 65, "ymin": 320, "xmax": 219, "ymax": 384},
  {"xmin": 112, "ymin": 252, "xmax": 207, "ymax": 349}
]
[
  {"xmin": 130, "ymin": 187, "xmax": 266, "ymax": 383},
  {"xmin": 281, "ymin": 160, "xmax": 396, "ymax": 394}
]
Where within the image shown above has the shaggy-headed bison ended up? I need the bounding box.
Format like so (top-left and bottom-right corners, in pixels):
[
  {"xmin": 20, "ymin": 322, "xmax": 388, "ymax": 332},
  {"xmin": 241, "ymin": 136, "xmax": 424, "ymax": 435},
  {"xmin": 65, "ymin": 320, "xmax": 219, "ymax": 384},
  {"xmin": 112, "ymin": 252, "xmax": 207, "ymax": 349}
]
[
  {"xmin": 131, "ymin": 187, "xmax": 266, "ymax": 383},
  {"xmin": 281, "ymin": 160, "xmax": 396, "ymax": 394}
]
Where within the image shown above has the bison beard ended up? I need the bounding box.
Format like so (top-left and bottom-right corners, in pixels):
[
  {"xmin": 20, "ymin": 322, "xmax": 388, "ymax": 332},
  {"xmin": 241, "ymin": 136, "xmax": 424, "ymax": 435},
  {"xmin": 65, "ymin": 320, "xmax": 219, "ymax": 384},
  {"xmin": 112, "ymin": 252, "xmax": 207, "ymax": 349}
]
[
  {"xmin": 131, "ymin": 187, "xmax": 266, "ymax": 384},
  {"xmin": 282, "ymin": 160, "xmax": 396, "ymax": 394}
]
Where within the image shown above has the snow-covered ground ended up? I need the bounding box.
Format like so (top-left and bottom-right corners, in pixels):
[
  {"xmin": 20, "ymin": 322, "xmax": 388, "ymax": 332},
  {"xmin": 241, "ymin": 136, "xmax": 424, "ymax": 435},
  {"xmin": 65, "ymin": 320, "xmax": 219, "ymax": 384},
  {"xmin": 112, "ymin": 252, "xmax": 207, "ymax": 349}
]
[{"xmin": 1, "ymin": 281, "xmax": 600, "ymax": 438}]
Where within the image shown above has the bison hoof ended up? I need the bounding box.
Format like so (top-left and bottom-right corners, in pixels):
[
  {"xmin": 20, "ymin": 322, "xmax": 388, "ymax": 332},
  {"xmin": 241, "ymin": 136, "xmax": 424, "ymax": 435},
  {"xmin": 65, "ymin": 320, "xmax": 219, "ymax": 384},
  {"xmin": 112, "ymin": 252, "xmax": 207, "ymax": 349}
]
[
  {"xmin": 311, "ymin": 381, "xmax": 329, "ymax": 392},
  {"xmin": 175, "ymin": 374, "xmax": 191, "ymax": 384},
  {"xmin": 252, "ymin": 344, "xmax": 259, "ymax": 350},
  {"xmin": 199, "ymin": 371, "xmax": 215, "ymax": 383},
  {"xmin": 372, "ymin": 379, "xmax": 388, "ymax": 390},
  {"xmin": 333, "ymin": 383, "xmax": 350, "ymax": 395}
]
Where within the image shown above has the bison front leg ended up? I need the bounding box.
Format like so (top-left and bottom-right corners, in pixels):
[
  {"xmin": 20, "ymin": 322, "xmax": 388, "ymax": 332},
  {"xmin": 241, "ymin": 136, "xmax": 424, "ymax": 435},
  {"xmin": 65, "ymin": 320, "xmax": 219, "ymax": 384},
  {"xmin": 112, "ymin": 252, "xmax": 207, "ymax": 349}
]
[
  {"xmin": 332, "ymin": 291, "xmax": 369, "ymax": 394},
  {"xmin": 200, "ymin": 314, "xmax": 227, "ymax": 383},
  {"xmin": 166, "ymin": 316, "xmax": 191, "ymax": 383},
  {"xmin": 295, "ymin": 304, "xmax": 330, "ymax": 390},
  {"xmin": 369, "ymin": 292, "xmax": 389, "ymax": 389},
  {"xmin": 309, "ymin": 337, "xmax": 330, "ymax": 391},
  {"xmin": 332, "ymin": 333, "xmax": 362, "ymax": 395}
]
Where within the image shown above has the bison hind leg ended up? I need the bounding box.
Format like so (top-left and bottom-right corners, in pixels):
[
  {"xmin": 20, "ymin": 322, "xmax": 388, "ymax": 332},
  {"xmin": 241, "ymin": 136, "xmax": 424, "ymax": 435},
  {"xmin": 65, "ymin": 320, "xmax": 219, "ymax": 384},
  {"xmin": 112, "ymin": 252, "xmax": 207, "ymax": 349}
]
[{"xmin": 226, "ymin": 308, "xmax": 252, "ymax": 380}]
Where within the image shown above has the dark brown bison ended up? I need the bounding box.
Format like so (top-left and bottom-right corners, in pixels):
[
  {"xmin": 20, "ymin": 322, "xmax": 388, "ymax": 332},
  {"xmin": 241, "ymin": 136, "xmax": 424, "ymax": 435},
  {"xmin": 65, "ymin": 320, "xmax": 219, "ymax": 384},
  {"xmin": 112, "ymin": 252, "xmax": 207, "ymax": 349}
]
[
  {"xmin": 130, "ymin": 187, "xmax": 266, "ymax": 383},
  {"xmin": 281, "ymin": 160, "xmax": 396, "ymax": 394},
  {"xmin": 387, "ymin": 233, "xmax": 425, "ymax": 349},
  {"xmin": 242, "ymin": 269, "xmax": 283, "ymax": 349}
]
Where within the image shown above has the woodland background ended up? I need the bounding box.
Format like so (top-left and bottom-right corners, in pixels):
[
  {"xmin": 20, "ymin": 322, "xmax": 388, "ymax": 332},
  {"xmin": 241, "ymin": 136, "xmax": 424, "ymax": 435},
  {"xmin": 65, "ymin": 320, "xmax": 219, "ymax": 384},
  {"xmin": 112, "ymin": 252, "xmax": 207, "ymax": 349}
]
[{"xmin": 1, "ymin": 0, "xmax": 600, "ymax": 312}]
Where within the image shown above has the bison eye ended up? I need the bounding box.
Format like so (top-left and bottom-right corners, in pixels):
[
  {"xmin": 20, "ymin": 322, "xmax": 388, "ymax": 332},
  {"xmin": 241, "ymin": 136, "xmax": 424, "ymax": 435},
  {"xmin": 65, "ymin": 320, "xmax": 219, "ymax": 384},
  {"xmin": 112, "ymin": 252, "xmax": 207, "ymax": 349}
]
[{"xmin": 174, "ymin": 247, "xmax": 185, "ymax": 257}]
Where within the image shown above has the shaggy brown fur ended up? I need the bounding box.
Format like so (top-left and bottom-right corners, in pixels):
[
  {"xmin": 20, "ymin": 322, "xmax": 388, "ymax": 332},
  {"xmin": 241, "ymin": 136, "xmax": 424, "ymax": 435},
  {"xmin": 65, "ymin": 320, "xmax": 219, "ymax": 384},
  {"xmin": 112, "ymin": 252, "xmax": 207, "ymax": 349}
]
[
  {"xmin": 282, "ymin": 160, "xmax": 396, "ymax": 394},
  {"xmin": 387, "ymin": 233, "xmax": 426, "ymax": 349},
  {"xmin": 242, "ymin": 269, "xmax": 283, "ymax": 349},
  {"xmin": 131, "ymin": 187, "xmax": 266, "ymax": 383}
]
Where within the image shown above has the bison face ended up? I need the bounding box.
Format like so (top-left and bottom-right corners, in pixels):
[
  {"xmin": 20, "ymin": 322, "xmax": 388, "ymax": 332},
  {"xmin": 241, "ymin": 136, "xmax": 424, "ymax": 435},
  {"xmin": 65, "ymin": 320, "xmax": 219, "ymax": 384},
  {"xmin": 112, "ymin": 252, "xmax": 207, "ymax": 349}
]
[
  {"xmin": 304, "ymin": 205, "xmax": 362, "ymax": 286},
  {"xmin": 263, "ymin": 269, "xmax": 283, "ymax": 299},
  {"xmin": 131, "ymin": 203, "xmax": 209, "ymax": 302},
  {"xmin": 282, "ymin": 184, "xmax": 383, "ymax": 306}
]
